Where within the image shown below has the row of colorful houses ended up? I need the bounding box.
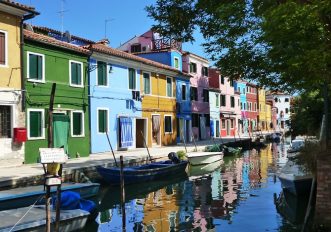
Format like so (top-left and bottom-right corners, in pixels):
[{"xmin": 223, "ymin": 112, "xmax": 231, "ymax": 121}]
[{"xmin": 0, "ymin": 1, "xmax": 291, "ymax": 164}]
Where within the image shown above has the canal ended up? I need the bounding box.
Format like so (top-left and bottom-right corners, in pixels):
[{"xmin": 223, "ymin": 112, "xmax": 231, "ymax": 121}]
[{"xmin": 84, "ymin": 143, "xmax": 305, "ymax": 231}]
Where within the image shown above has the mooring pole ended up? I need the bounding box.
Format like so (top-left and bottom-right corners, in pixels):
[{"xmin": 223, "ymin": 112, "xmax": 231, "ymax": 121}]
[
  {"xmin": 120, "ymin": 156, "xmax": 126, "ymax": 232},
  {"xmin": 181, "ymin": 129, "xmax": 187, "ymax": 153},
  {"xmin": 140, "ymin": 130, "xmax": 152, "ymax": 162},
  {"xmin": 106, "ymin": 131, "xmax": 118, "ymax": 167}
]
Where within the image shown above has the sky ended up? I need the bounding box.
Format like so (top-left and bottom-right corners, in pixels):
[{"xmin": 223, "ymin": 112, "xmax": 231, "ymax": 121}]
[{"xmin": 19, "ymin": 0, "xmax": 208, "ymax": 59}]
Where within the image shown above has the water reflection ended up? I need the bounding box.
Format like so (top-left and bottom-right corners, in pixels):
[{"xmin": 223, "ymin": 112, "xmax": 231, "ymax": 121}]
[{"xmin": 86, "ymin": 143, "xmax": 302, "ymax": 232}]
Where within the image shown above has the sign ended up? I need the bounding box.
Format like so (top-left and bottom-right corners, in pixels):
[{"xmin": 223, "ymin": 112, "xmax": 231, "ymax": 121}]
[
  {"xmin": 39, "ymin": 148, "xmax": 68, "ymax": 164},
  {"xmin": 45, "ymin": 177, "xmax": 62, "ymax": 186}
]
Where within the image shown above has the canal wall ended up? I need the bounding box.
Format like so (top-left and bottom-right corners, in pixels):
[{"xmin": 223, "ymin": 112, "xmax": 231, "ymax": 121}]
[{"xmin": 315, "ymin": 155, "xmax": 331, "ymax": 229}]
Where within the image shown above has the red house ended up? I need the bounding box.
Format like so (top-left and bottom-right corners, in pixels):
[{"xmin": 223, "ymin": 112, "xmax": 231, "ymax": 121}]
[{"xmin": 246, "ymin": 83, "xmax": 258, "ymax": 133}]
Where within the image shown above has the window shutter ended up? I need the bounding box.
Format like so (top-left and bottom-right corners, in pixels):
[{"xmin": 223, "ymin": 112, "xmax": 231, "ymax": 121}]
[
  {"xmin": 76, "ymin": 63, "xmax": 81, "ymax": 85},
  {"xmin": 0, "ymin": 32, "xmax": 5, "ymax": 65},
  {"xmin": 98, "ymin": 62, "xmax": 107, "ymax": 86},
  {"xmin": 73, "ymin": 112, "xmax": 82, "ymax": 135},
  {"xmin": 30, "ymin": 111, "xmax": 41, "ymax": 137},
  {"xmin": 29, "ymin": 54, "xmax": 37, "ymax": 79},
  {"xmin": 71, "ymin": 62, "xmax": 77, "ymax": 84},
  {"xmin": 37, "ymin": 55, "xmax": 42, "ymax": 80}
]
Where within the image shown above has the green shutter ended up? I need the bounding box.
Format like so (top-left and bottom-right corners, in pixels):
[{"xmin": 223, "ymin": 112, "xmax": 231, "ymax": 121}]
[
  {"xmin": 73, "ymin": 112, "xmax": 82, "ymax": 135},
  {"xmin": 144, "ymin": 73, "xmax": 150, "ymax": 94},
  {"xmin": 167, "ymin": 78, "xmax": 172, "ymax": 97},
  {"xmin": 71, "ymin": 62, "xmax": 82, "ymax": 85},
  {"xmin": 37, "ymin": 55, "xmax": 42, "ymax": 80},
  {"xmin": 29, "ymin": 54, "xmax": 37, "ymax": 80},
  {"xmin": 76, "ymin": 63, "xmax": 81, "ymax": 85},
  {"xmin": 129, "ymin": 68, "xmax": 136, "ymax": 89},
  {"xmin": 30, "ymin": 111, "xmax": 42, "ymax": 137},
  {"xmin": 98, "ymin": 110, "xmax": 107, "ymax": 133},
  {"xmin": 98, "ymin": 61, "xmax": 107, "ymax": 86}
]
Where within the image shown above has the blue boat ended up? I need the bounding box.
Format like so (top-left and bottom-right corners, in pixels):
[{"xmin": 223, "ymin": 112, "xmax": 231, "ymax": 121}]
[{"xmin": 97, "ymin": 160, "xmax": 188, "ymax": 185}]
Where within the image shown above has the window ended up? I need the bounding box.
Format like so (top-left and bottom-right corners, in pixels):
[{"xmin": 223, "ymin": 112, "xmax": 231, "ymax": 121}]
[
  {"xmin": 128, "ymin": 68, "xmax": 136, "ymax": 90},
  {"xmin": 243, "ymin": 102, "xmax": 246, "ymax": 110},
  {"xmin": 203, "ymin": 89, "xmax": 209, "ymax": 102},
  {"xmin": 231, "ymin": 119, "xmax": 234, "ymax": 128},
  {"xmin": 221, "ymin": 95, "xmax": 226, "ymax": 107},
  {"xmin": 190, "ymin": 87, "xmax": 198, "ymax": 101},
  {"xmin": 222, "ymin": 119, "xmax": 226, "ymax": 129},
  {"xmin": 254, "ymin": 103, "xmax": 257, "ymax": 111},
  {"xmin": 205, "ymin": 114, "xmax": 210, "ymax": 127},
  {"xmin": 71, "ymin": 111, "xmax": 84, "ymax": 137},
  {"xmin": 0, "ymin": 105, "xmax": 11, "ymax": 138},
  {"xmin": 238, "ymin": 99, "xmax": 240, "ymax": 108},
  {"xmin": 166, "ymin": 77, "xmax": 172, "ymax": 97},
  {"xmin": 216, "ymin": 94, "xmax": 219, "ymax": 107},
  {"xmin": 174, "ymin": 57, "xmax": 179, "ymax": 69},
  {"xmin": 131, "ymin": 44, "xmax": 141, "ymax": 53},
  {"xmin": 143, "ymin": 72, "xmax": 151, "ymax": 94},
  {"xmin": 182, "ymin": 85, "xmax": 186, "ymax": 100},
  {"xmin": 70, "ymin": 60, "xmax": 83, "ymax": 87},
  {"xmin": 230, "ymin": 96, "xmax": 234, "ymax": 108},
  {"xmin": 240, "ymin": 102, "xmax": 243, "ymax": 110},
  {"xmin": 202, "ymin": 66, "xmax": 208, "ymax": 77},
  {"xmin": 243, "ymin": 88, "xmax": 246, "ymax": 94},
  {"xmin": 229, "ymin": 79, "xmax": 234, "ymax": 87},
  {"xmin": 285, "ymin": 108, "xmax": 289, "ymax": 114},
  {"xmin": 192, "ymin": 114, "xmax": 199, "ymax": 127},
  {"xmin": 27, "ymin": 52, "xmax": 44, "ymax": 82},
  {"xmin": 221, "ymin": 76, "xmax": 224, "ymax": 84},
  {"xmin": 28, "ymin": 109, "xmax": 44, "ymax": 139},
  {"xmin": 0, "ymin": 31, "xmax": 7, "ymax": 66},
  {"xmin": 97, "ymin": 109, "xmax": 108, "ymax": 133},
  {"xmin": 190, "ymin": 62, "xmax": 197, "ymax": 73},
  {"xmin": 246, "ymin": 86, "xmax": 249, "ymax": 93},
  {"xmin": 238, "ymin": 87, "xmax": 241, "ymax": 93},
  {"xmin": 97, "ymin": 61, "xmax": 107, "ymax": 86},
  {"xmin": 285, "ymin": 98, "xmax": 289, "ymax": 102},
  {"xmin": 164, "ymin": 116, "xmax": 172, "ymax": 133}
]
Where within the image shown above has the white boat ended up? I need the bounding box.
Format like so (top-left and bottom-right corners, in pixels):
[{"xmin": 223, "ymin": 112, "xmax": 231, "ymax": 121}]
[
  {"xmin": 287, "ymin": 139, "xmax": 305, "ymax": 154},
  {"xmin": 186, "ymin": 151, "xmax": 224, "ymax": 166},
  {"xmin": 278, "ymin": 160, "xmax": 313, "ymax": 195},
  {"xmin": 0, "ymin": 206, "xmax": 89, "ymax": 232},
  {"xmin": 188, "ymin": 160, "xmax": 222, "ymax": 179}
]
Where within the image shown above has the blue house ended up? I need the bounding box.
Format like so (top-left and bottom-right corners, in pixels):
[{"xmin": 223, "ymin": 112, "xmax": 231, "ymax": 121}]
[
  {"xmin": 234, "ymin": 80, "xmax": 248, "ymax": 134},
  {"xmin": 88, "ymin": 42, "xmax": 144, "ymax": 153}
]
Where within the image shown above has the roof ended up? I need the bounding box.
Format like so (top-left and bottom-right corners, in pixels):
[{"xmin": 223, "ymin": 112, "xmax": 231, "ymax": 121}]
[
  {"xmin": 182, "ymin": 51, "xmax": 209, "ymax": 62},
  {"xmin": 24, "ymin": 29, "xmax": 90, "ymax": 55},
  {"xmin": 132, "ymin": 49, "xmax": 182, "ymax": 56},
  {"xmin": 86, "ymin": 43, "xmax": 191, "ymax": 77},
  {"xmin": 0, "ymin": 0, "xmax": 38, "ymax": 14},
  {"xmin": 29, "ymin": 25, "xmax": 95, "ymax": 44}
]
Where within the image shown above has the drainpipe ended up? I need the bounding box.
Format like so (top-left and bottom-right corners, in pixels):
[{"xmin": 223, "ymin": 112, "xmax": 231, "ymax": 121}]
[{"xmin": 20, "ymin": 12, "xmax": 39, "ymax": 112}]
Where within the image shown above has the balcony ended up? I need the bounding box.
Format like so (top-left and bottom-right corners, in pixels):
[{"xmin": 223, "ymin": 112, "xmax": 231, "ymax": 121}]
[{"xmin": 152, "ymin": 38, "xmax": 182, "ymax": 51}]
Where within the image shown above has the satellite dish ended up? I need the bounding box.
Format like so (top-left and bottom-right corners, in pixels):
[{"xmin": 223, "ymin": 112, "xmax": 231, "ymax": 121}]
[
  {"xmin": 25, "ymin": 24, "xmax": 34, "ymax": 32},
  {"xmin": 64, "ymin": 30, "xmax": 71, "ymax": 43}
]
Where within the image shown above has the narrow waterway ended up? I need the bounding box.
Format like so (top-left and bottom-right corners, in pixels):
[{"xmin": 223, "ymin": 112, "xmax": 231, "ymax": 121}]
[{"xmin": 85, "ymin": 143, "xmax": 306, "ymax": 232}]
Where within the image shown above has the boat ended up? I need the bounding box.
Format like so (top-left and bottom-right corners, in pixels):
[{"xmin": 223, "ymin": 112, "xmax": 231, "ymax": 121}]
[
  {"xmin": 278, "ymin": 160, "xmax": 313, "ymax": 195},
  {"xmin": 186, "ymin": 151, "xmax": 224, "ymax": 166},
  {"xmin": 0, "ymin": 182, "xmax": 100, "ymax": 211},
  {"xmin": 96, "ymin": 160, "xmax": 188, "ymax": 185},
  {"xmin": 223, "ymin": 146, "xmax": 242, "ymax": 156},
  {"xmin": 0, "ymin": 206, "xmax": 89, "ymax": 232},
  {"xmin": 287, "ymin": 139, "xmax": 305, "ymax": 154},
  {"xmin": 188, "ymin": 160, "xmax": 222, "ymax": 179},
  {"xmin": 204, "ymin": 144, "xmax": 241, "ymax": 156}
]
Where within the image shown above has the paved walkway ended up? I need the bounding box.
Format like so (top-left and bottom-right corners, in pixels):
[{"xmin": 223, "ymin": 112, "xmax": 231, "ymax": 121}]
[{"xmin": 0, "ymin": 137, "xmax": 253, "ymax": 188}]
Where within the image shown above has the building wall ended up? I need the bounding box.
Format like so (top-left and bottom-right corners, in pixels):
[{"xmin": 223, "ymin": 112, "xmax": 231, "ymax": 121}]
[
  {"xmin": 258, "ymin": 88, "xmax": 267, "ymax": 131},
  {"xmin": 176, "ymin": 77, "xmax": 191, "ymax": 142},
  {"xmin": 141, "ymin": 72, "xmax": 177, "ymax": 146},
  {"xmin": 209, "ymin": 90, "xmax": 220, "ymax": 137},
  {"xmin": 89, "ymin": 59, "xmax": 142, "ymax": 153},
  {"xmin": 234, "ymin": 81, "xmax": 248, "ymax": 134},
  {"xmin": 246, "ymin": 84, "xmax": 258, "ymax": 133},
  {"xmin": 266, "ymin": 103, "xmax": 272, "ymax": 131},
  {"xmin": 24, "ymin": 42, "xmax": 89, "ymax": 163},
  {"xmin": 0, "ymin": 11, "xmax": 25, "ymax": 160}
]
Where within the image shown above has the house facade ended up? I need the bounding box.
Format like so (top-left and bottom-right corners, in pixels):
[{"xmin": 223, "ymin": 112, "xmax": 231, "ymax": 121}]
[
  {"xmin": 266, "ymin": 100, "xmax": 272, "ymax": 131},
  {"xmin": 266, "ymin": 92, "xmax": 291, "ymax": 131},
  {"xmin": 246, "ymin": 83, "xmax": 258, "ymax": 134},
  {"xmin": 23, "ymin": 30, "xmax": 90, "ymax": 163},
  {"xmin": 209, "ymin": 88, "xmax": 221, "ymax": 138},
  {"xmin": 0, "ymin": 1, "xmax": 38, "ymax": 161},
  {"xmin": 258, "ymin": 88, "xmax": 267, "ymax": 131},
  {"xmin": 234, "ymin": 80, "xmax": 248, "ymax": 135},
  {"xmin": 183, "ymin": 52, "xmax": 210, "ymax": 140}
]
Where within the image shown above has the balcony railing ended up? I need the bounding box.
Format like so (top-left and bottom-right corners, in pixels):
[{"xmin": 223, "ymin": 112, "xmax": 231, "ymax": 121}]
[{"xmin": 152, "ymin": 38, "xmax": 182, "ymax": 51}]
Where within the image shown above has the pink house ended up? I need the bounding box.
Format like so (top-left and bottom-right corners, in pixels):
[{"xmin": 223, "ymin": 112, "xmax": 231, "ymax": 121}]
[{"xmin": 182, "ymin": 52, "xmax": 210, "ymax": 140}]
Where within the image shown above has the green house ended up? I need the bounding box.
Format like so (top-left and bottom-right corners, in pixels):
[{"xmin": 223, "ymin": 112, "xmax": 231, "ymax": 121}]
[{"xmin": 23, "ymin": 29, "xmax": 91, "ymax": 164}]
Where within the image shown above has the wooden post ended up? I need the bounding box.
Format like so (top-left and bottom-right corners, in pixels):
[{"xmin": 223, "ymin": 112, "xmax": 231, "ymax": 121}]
[
  {"xmin": 180, "ymin": 129, "xmax": 187, "ymax": 153},
  {"xmin": 120, "ymin": 156, "xmax": 126, "ymax": 232},
  {"xmin": 106, "ymin": 131, "xmax": 118, "ymax": 167},
  {"xmin": 46, "ymin": 83, "xmax": 56, "ymax": 232}
]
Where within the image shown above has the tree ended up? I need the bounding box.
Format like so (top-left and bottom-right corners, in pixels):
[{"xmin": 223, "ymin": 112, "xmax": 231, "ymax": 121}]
[{"xmin": 146, "ymin": 0, "xmax": 331, "ymax": 144}]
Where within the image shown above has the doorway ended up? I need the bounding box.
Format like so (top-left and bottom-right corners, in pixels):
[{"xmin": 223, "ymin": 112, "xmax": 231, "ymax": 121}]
[
  {"xmin": 136, "ymin": 118, "xmax": 147, "ymax": 148},
  {"xmin": 226, "ymin": 119, "xmax": 231, "ymax": 136},
  {"xmin": 151, "ymin": 115, "xmax": 161, "ymax": 146},
  {"xmin": 53, "ymin": 113, "xmax": 69, "ymax": 154}
]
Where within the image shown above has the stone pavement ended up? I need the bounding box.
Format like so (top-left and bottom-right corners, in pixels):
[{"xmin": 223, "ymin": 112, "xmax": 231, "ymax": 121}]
[{"xmin": 0, "ymin": 137, "xmax": 251, "ymax": 189}]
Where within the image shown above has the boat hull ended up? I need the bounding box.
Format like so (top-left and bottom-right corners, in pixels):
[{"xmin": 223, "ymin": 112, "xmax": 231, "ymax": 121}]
[
  {"xmin": 97, "ymin": 160, "xmax": 188, "ymax": 185},
  {"xmin": 278, "ymin": 173, "xmax": 313, "ymax": 196},
  {"xmin": 186, "ymin": 152, "xmax": 223, "ymax": 166}
]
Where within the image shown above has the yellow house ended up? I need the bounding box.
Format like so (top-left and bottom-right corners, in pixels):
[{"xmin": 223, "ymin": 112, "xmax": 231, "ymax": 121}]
[
  {"xmin": 0, "ymin": 1, "xmax": 38, "ymax": 161},
  {"xmin": 258, "ymin": 88, "xmax": 267, "ymax": 131},
  {"xmin": 141, "ymin": 71, "xmax": 177, "ymax": 147},
  {"xmin": 266, "ymin": 100, "xmax": 272, "ymax": 131}
]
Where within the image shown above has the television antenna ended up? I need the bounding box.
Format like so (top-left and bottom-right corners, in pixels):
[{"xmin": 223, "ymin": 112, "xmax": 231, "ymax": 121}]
[
  {"xmin": 57, "ymin": 0, "xmax": 69, "ymax": 34},
  {"xmin": 105, "ymin": 18, "xmax": 114, "ymax": 40}
]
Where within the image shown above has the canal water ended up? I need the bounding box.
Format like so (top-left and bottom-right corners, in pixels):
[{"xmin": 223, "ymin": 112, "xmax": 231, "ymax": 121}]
[{"xmin": 85, "ymin": 143, "xmax": 306, "ymax": 232}]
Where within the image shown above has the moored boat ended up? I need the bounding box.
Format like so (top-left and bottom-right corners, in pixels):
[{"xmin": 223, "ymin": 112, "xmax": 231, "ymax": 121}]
[
  {"xmin": 97, "ymin": 160, "xmax": 188, "ymax": 185},
  {"xmin": 278, "ymin": 160, "xmax": 313, "ymax": 195},
  {"xmin": 186, "ymin": 152, "xmax": 224, "ymax": 166},
  {"xmin": 0, "ymin": 182, "xmax": 100, "ymax": 211},
  {"xmin": 188, "ymin": 160, "xmax": 222, "ymax": 178}
]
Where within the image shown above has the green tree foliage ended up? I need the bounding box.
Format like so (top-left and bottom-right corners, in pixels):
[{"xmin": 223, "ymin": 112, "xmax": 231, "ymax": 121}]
[
  {"xmin": 146, "ymin": 0, "xmax": 331, "ymax": 92},
  {"xmin": 291, "ymin": 90, "xmax": 324, "ymax": 137}
]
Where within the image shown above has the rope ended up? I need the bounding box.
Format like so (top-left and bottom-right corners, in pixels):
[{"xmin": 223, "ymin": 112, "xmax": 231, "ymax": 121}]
[{"xmin": 8, "ymin": 195, "xmax": 44, "ymax": 232}]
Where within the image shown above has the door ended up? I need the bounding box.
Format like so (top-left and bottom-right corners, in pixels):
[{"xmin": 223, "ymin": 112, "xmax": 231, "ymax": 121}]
[
  {"xmin": 53, "ymin": 114, "xmax": 69, "ymax": 154},
  {"xmin": 136, "ymin": 118, "xmax": 146, "ymax": 148},
  {"xmin": 200, "ymin": 116, "xmax": 206, "ymax": 140},
  {"xmin": 152, "ymin": 115, "xmax": 160, "ymax": 146},
  {"xmin": 216, "ymin": 120, "xmax": 220, "ymax": 137},
  {"xmin": 226, "ymin": 119, "xmax": 231, "ymax": 136},
  {"xmin": 210, "ymin": 120, "xmax": 214, "ymax": 137},
  {"xmin": 186, "ymin": 120, "xmax": 191, "ymax": 142}
]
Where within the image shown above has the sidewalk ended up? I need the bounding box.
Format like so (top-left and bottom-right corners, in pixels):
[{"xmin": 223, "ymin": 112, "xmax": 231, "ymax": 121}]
[{"xmin": 0, "ymin": 137, "xmax": 249, "ymax": 189}]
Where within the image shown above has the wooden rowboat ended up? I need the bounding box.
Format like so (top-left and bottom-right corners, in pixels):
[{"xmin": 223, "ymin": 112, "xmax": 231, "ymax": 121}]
[
  {"xmin": 186, "ymin": 152, "xmax": 224, "ymax": 166},
  {"xmin": 96, "ymin": 160, "xmax": 188, "ymax": 185}
]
